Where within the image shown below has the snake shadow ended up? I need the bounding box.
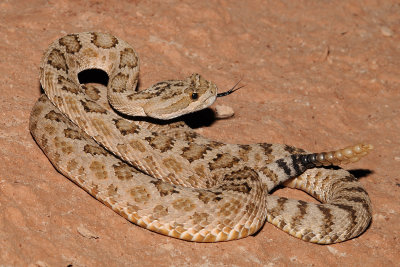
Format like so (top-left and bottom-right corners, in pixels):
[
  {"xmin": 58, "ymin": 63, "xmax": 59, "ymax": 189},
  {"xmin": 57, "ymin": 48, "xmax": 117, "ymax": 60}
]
[
  {"xmin": 117, "ymin": 107, "xmax": 218, "ymax": 129},
  {"xmin": 348, "ymin": 168, "xmax": 374, "ymax": 180}
]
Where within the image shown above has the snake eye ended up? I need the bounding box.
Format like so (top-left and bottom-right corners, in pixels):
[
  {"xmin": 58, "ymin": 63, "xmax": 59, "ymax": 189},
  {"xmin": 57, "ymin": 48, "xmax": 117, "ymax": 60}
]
[{"xmin": 191, "ymin": 92, "xmax": 198, "ymax": 100}]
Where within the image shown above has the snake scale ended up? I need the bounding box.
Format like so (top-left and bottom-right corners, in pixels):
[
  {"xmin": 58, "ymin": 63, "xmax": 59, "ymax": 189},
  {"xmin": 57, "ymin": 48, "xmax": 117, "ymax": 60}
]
[{"xmin": 29, "ymin": 32, "xmax": 372, "ymax": 244}]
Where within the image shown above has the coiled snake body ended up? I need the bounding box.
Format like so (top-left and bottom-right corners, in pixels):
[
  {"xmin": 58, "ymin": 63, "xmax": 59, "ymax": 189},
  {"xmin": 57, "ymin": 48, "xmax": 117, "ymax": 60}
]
[{"xmin": 30, "ymin": 32, "xmax": 372, "ymax": 243}]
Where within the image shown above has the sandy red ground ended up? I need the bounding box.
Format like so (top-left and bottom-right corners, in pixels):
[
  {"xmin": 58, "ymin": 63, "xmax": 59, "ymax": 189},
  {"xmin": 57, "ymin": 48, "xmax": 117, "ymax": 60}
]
[{"xmin": 0, "ymin": 1, "xmax": 399, "ymax": 266}]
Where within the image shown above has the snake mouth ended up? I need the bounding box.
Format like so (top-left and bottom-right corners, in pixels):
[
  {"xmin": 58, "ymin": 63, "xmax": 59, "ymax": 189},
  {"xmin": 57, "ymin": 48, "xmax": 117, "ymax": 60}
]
[
  {"xmin": 205, "ymin": 94, "xmax": 217, "ymax": 108},
  {"xmin": 184, "ymin": 94, "xmax": 217, "ymax": 117}
]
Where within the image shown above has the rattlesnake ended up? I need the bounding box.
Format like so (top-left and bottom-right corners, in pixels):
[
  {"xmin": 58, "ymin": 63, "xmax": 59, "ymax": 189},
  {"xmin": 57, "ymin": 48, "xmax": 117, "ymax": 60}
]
[{"xmin": 29, "ymin": 32, "xmax": 373, "ymax": 243}]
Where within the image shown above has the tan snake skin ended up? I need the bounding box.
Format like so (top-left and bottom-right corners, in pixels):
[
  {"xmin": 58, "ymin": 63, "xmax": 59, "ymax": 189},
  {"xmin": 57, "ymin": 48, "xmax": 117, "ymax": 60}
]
[{"xmin": 29, "ymin": 32, "xmax": 373, "ymax": 243}]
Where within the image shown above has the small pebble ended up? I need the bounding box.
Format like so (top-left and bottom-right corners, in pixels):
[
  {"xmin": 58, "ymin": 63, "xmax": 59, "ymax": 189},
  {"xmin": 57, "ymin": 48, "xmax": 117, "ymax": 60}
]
[
  {"xmin": 28, "ymin": 261, "xmax": 49, "ymax": 267},
  {"xmin": 373, "ymin": 213, "xmax": 387, "ymax": 221},
  {"xmin": 214, "ymin": 105, "xmax": 235, "ymax": 119},
  {"xmin": 77, "ymin": 225, "xmax": 99, "ymax": 239},
  {"xmin": 380, "ymin": 26, "xmax": 393, "ymax": 37},
  {"xmin": 327, "ymin": 246, "xmax": 347, "ymax": 257}
]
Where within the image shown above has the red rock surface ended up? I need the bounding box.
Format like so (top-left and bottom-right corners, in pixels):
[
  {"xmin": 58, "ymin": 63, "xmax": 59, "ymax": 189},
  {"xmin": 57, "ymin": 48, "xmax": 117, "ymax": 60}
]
[{"xmin": 1, "ymin": 1, "xmax": 399, "ymax": 266}]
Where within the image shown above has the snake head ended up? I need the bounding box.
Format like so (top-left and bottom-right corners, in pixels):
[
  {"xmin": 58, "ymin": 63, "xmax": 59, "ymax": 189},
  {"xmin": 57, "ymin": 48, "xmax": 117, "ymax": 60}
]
[{"xmin": 143, "ymin": 73, "xmax": 218, "ymax": 120}]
